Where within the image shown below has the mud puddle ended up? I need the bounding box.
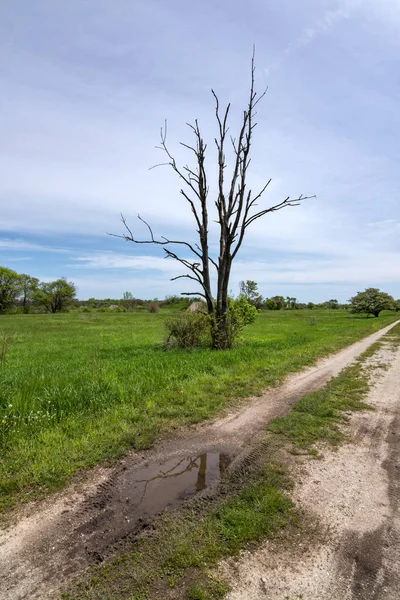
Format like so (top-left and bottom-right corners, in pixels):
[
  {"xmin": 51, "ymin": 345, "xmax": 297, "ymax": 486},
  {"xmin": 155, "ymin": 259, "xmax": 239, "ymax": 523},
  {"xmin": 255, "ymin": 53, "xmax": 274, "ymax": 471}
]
[{"xmin": 72, "ymin": 452, "xmax": 231, "ymax": 561}]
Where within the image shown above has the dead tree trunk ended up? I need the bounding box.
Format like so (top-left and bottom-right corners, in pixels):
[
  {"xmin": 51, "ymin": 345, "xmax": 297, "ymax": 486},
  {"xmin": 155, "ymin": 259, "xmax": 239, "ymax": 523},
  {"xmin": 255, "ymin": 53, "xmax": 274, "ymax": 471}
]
[{"xmin": 109, "ymin": 51, "xmax": 315, "ymax": 349}]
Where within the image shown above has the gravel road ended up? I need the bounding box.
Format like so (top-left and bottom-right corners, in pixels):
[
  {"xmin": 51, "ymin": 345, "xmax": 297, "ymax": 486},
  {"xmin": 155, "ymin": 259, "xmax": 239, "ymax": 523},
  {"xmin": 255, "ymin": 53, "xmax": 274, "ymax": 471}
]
[{"xmin": 222, "ymin": 333, "xmax": 400, "ymax": 600}]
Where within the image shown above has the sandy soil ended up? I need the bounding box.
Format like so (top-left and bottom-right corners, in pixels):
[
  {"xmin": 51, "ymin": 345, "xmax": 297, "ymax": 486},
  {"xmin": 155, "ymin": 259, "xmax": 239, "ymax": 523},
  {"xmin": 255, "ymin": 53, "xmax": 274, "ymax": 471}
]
[
  {"xmin": 221, "ymin": 336, "xmax": 400, "ymax": 600},
  {"xmin": 0, "ymin": 320, "xmax": 398, "ymax": 600}
]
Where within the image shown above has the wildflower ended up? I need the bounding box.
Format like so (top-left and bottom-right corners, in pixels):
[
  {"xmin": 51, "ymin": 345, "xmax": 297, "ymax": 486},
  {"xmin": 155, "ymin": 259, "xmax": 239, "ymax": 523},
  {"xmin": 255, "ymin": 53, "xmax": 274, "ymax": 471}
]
[
  {"xmin": 8, "ymin": 404, "xmax": 12, "ymax": 408},
  {"xmin": 2, "ymin": 419, "xmax": 6, "ymax": 424}
]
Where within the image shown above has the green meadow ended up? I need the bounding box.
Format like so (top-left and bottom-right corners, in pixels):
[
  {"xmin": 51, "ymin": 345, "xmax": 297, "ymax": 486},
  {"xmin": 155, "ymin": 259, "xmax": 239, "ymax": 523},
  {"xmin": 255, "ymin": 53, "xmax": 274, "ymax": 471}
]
[{"xmin": 0, "ymin": 308, "xmax": 397, "ymax": 511}]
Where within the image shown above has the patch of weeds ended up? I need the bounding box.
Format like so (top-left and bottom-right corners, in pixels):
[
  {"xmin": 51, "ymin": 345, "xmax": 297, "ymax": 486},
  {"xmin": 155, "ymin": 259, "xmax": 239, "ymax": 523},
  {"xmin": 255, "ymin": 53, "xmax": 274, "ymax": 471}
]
[
  {"xmin": 187, "ymin": 577, "xmax": 229, "ymax": 599},
  {"xmin": 213, "ymin": 480, "xmax": 295, "ymax": 552},
  {"xmin": 366, "ymin": 362, "xmax": 390, "ymax": 372}
]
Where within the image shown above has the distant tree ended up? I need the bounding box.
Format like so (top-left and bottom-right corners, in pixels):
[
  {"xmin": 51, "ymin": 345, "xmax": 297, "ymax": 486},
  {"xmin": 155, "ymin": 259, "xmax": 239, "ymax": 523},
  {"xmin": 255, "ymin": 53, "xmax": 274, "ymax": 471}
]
[
  {"xmin": 307, "ymin": 302, "xmax": 315, "ymax": 310},
  {"xmin": 271, "ymin": 295, "xmax": 286, "ymax": 310},
  {"xmin": 265, "ymin": 297, "xmax": 277, "ymax": 310},
  {"xmin": 327, "ymin": 298, "xmax": 339, "ymax": 310},
  {"xmin": 395, "ymin": 299, "xmax": 400, "ymax": 312},
  {"xmin": 349, "ymin": 288, "xmax": 395, "ymax": 318},
  {"xmin": 122, "ymin": 291, "xmax": 137, "ymax": 310},
  {"xmin": 34, "ymin": 278, "xmax": 77, "ymax": 313},
  {"xmin": 239, "ymin": 280, "xmax": 257, "ymax": 300},
  {"xmin": 19, "ymin": 274, "xmax": 39, "ymax": 313},
  {"xmin": 285, "ymin": 296, "xmax": 298, "ymax": 310},
  {"xmin": 0, "ymin": 266, "xmax": 21, "ymax": 313},
  {"xmin": 239, "ymin": 280, "xmax": 263, "ymax": 308}
]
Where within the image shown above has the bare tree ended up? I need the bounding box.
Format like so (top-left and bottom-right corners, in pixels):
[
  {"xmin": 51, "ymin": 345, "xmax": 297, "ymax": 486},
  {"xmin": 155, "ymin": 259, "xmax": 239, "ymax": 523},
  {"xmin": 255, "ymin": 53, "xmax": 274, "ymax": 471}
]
[{"xmin": 110, "ymin": 52, "xmax": 315, "ymax": 349}]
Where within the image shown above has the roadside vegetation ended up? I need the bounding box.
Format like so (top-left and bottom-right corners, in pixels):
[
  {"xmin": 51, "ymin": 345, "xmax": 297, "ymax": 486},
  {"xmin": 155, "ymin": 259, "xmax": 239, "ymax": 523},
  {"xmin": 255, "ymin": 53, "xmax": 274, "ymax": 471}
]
[
  {"xmin": 61, "ymin": 324, "xmax": 400, "ymax": 600},
  {"xmin": 0, "ymin": 309, "xmax": 398, "ymax": 513}
]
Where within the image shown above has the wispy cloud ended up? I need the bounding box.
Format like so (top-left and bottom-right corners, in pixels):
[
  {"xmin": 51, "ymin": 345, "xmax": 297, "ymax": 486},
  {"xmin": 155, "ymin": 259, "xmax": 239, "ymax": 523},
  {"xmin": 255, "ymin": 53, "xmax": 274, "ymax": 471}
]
[
  {"xmin": 0, "ymin": 239, "xmax": 70, "ymax": 253},
  {"xmin": 265, "ymin": 4, "xmax": 355, "ymax": 75},
  {"xmin": 70, "ymin": 253, "xmax": 180, "ymax": 273}
]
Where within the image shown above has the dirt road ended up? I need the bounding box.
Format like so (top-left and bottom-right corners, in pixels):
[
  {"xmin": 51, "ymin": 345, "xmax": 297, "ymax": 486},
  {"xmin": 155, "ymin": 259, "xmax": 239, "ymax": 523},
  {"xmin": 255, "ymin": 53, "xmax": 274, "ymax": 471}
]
[
  {"xmin": 0, "ymin": 320, "xmax": 399, "ymax": 600},
  {"xmin": 222, "ymin": 332, "xmax": 400, "ymax": 599}
]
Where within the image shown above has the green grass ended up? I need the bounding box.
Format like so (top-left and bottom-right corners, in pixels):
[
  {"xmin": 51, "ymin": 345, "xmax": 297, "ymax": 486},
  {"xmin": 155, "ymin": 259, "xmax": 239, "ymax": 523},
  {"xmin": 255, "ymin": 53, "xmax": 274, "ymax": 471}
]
[
  {"xmin": 63, "ymin": 324, "xmax": 400, "ymax": 600},
  {"xmin": 0, "ymin": 309, "xmax": 398, "ymax": 511}
]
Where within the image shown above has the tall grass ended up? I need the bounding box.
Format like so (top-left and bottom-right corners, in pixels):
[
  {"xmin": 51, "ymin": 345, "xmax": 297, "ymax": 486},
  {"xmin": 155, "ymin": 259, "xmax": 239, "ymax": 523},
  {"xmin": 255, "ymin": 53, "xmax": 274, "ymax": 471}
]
[{"xmin": 0, "ymin": 309, "xmax": 397, "ymax": 511}]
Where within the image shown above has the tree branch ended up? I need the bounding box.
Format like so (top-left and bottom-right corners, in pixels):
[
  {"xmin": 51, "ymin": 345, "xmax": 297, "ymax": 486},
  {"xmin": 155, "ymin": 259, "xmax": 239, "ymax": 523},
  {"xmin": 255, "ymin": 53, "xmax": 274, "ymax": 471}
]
[{"xmin": 107, "ymin": 214, "xmax": 203, "ymax": 260}]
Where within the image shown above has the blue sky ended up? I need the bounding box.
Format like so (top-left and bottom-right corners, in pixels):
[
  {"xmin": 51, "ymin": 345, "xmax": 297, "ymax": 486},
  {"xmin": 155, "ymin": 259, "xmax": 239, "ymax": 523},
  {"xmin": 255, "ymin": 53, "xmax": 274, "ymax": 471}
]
[{"xmin": 1, "ymin": 0, "xmax": 399, "ymax": 302}]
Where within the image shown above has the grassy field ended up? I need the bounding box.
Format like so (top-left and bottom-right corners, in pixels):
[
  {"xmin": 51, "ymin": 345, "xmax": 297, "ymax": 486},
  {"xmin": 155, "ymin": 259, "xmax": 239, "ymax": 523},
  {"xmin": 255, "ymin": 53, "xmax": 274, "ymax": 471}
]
[
  {"xmin": 0, "ymin": 308, "xmax": 398, "ymax": 511},
  {"xmin": 63, "ymin": 322, "xmax": 400, "ymax": 600}
]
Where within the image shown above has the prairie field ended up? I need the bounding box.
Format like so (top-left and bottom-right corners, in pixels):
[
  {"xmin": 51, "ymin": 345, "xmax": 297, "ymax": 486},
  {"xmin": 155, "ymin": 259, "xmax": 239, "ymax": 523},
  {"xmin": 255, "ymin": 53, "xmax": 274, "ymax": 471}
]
[{"xmin": 0, "ymin": 308, "xmax": 397, "ymax": 511}]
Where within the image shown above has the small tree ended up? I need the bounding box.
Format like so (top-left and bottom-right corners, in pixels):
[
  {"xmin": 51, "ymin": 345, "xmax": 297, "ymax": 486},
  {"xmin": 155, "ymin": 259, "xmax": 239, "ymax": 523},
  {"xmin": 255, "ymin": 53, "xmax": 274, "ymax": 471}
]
[
  {"xmin": 0, "ymin": 267, "xmax": 21, "ymax": 314},
  {"xmin": 34, "ymin": 278, "xmax": 76, "ymax": 313},
  {"xmin": 349, "ymin": 288, "xmax": 395, "ymax": 318},
  {"xmin": 265, "ymin": 297, "xmax": 277, "ymax": 310},
  {"xmin": 19, "ymin": 274, "xmax": 39, "ymax": 313},
  {"xmin": 271, "ymin": 296, "xmax": 286, "ymax": 310},
  {"xmin": 285, "ymin": 296, "xmax": 298, "ymax": 310},
  {"xmin": 239, "ymin": 280, "xmax": 263, "ymax": 308},
  {"xmin": 327, "ymin": 298, "xmax": 339, "ymax": 310},
  {"xmin": 110, "ymin": 53, "xmax": 314, "ymax": 349},
  {"xmin": 122, "ymin": 291, "xmax": 137, "ymax": 311}
]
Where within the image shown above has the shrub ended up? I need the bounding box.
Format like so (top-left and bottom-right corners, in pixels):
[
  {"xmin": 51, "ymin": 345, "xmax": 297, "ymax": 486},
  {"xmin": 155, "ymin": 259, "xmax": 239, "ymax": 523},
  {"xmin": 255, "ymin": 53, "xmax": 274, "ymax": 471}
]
[
  {"xmin": 212, "ymin": 296, "xmax": 258, "ymax": 348},
  {"xmin": 148, "ymin": 301, "xmax": 160, "ymax": 313},
  {"xmin": 165, "ymin": 312, "xmax": 209, "ymax": 349}
]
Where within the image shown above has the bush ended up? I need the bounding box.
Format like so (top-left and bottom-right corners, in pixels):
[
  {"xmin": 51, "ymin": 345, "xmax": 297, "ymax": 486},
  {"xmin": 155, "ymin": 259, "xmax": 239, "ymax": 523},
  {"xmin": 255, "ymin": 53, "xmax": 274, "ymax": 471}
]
[
  {"xmin": 165, "ymin": 312, "xmax": 209, "ymax": 349},
  {"xmin": 148, "ymin": 301, "xmax": 160, "ymax": 313},
  {"xmin": 213, "ymin": 296, "xmax": 258, "ymax": 348}
]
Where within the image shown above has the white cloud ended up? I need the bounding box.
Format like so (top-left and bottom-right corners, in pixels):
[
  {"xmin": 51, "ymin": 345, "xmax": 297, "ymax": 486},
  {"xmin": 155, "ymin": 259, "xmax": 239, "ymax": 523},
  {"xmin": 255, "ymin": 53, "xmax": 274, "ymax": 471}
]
[
  {"xmin": 0, "ymin": 239, "xmax": 69, "ymax": 253},
  {"xmin": 1, "ymin": 0, "xmax": 399, "ymax": 301},
  {"xmin": 70, "ymin": 253, "xmax": 182, "ymax": 273}
]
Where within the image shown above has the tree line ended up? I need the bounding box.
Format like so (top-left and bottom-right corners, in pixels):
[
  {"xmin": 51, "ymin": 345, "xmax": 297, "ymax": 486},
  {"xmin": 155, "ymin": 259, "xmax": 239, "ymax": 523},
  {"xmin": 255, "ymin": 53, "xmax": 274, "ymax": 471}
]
[
  {"xmin": 0, "ymin": 266, "xmax": 76, "ymax": 314},
  {"xmin": 239, "ymin": 280, "xmax": 400, "ymax": 317},
  {"xmin": 1, "ymin": 267, "xmax": 398, "ymax": 319},
  {"xmin": 239, "ymin": 280, "xmax": 344, "ymax": 311}
]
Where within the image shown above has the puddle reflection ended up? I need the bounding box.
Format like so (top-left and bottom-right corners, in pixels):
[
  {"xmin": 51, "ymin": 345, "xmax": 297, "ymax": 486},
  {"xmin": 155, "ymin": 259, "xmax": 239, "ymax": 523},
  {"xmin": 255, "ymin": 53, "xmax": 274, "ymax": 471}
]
[{"xmin": 119, "ymin": 452, "xmax": 230, "ymax": 516}]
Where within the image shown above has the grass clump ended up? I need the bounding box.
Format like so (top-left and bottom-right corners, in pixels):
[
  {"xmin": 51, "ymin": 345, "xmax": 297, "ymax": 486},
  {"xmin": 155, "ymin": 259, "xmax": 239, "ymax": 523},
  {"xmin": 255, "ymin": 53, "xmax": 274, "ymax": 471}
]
[
  {"xmin": 187, "ymin": 579, "xmax": 229, "ymax": 600},
  {"xmin": 165, "ymin": 312, "xmax": 210, "ymax": 349}
]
